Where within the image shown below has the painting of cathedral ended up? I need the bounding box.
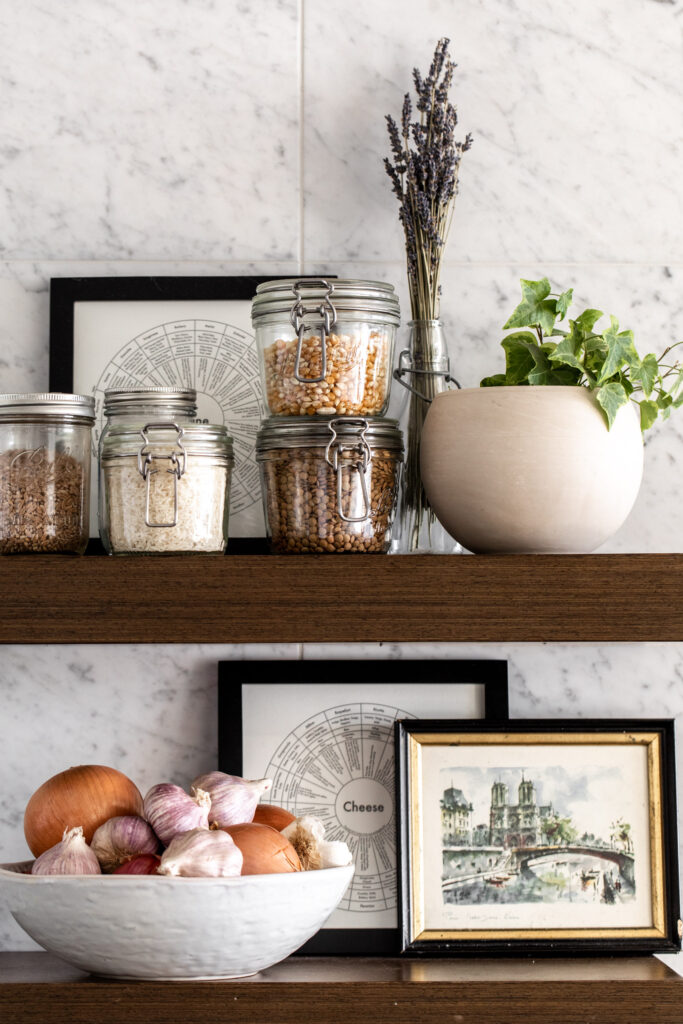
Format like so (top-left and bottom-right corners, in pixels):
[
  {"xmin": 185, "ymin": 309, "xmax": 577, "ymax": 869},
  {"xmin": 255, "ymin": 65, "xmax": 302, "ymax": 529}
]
[{"xmin": 489, "ymin": 776, "xmax": 554, "ymax": 848}]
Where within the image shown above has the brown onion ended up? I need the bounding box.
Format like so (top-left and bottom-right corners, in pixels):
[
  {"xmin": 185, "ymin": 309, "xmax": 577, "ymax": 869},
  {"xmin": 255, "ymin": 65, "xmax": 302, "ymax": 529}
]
[
  {"xmin": 223, "ymin": 823, "xmax": 301, "ymax": 875},
  {"xmin": 113, "ymin": 854, "xmax": 161, "ymax": 875},
  {"xmin": 252, "ymin": 804, "xmax": 296, "ymax": 831},
  {"xmin": 24, "ymin": 765, "xmax": 144, "ymax": 857}
]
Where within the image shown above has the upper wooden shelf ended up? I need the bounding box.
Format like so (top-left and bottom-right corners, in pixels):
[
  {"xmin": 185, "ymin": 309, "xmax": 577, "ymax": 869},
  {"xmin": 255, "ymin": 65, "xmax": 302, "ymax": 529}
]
[
  {"xmin": 2, "ymin": 952, "xmax": 681, "ymax": 1024},
  {"xmin": 0, "ymin": 553, "xmax": 681, "ymax": 644}
]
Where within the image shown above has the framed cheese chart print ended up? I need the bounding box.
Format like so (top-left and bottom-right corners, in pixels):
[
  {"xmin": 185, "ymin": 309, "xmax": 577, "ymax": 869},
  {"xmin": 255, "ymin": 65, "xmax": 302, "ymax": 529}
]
[
  {"xmin": 48, "ymin": 275, "xmax": 289, "ymax": 541},
  {"xmin": 218, "ymin": 659, "xmax": 509, "ymax": 955},
  {"xmin": 396, "ymin": 719, "xmax": 681, "ymax": 957}
]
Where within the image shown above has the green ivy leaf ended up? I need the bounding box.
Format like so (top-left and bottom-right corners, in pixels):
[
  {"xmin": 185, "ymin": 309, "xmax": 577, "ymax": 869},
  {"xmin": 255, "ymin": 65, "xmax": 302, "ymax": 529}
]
[
  {"xmin": 548, "ymin": 331, "xmax": 584, "ymax": 372},
  {"xmin": 501, "ymin": 332, "xmax": 538, "ymax": 384},
  {"xmin": 555, "ymin": 289, "xmax": 573, "ymax": 319},
  {"xmin": 638, "ymin": 400, "xmax": 659, "ymax": 431},
  {"xmin": 526, "ymin": 345, "xmax": 581, "ymax": 385},
  {"xmin": 631, "ymin": 353, "xmax": 659, "ymax": 397},
  {"xmin": 503, "ymin": 278, "xmax": 558, "ymax": 335},
  {"xmin": 480, "ymin": 373, "xmax": 508, "ymax": 387},
  {"xmin": 575, "ymin": 308, "xmax": 604, "ymax": 333},
  {"xmin": 595, "ymin": 381, "xmax": 629, "ymax": 429},
  {"xmin": 597, "ymin": 316, "xmax": 640, "ymax": 384}
]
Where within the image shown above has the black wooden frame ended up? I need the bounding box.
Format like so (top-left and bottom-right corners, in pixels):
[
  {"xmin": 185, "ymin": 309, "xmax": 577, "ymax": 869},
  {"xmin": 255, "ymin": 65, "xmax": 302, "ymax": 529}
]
[
  {"xmin": 48, "ymin": 275, "xmax": 280, "ymax": 393},
  {"xmin": 48, "ymin": 274, "xmax": 294, "ymax": 551},
  {"xmin": 396, "ymin": 718, "xmax": 681, "ymax": 956},
  {"xmin": 218, "ymin": 658, "xmax": 509, "ymax": 956}
]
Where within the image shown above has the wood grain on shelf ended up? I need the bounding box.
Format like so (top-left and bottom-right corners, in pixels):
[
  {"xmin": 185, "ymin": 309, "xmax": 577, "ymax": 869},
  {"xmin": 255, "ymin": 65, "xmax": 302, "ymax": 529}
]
[
  {"xmin": 0, "ymin": 553, "xmax": 681, "ymax": 644},
  {"xmin": 2, "ymin": 953, "xmax": 681, "ymax": 1024}
]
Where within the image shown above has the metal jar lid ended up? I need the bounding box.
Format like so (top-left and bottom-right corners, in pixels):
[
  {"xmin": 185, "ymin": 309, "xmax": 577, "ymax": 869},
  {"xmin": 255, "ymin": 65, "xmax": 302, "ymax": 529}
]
[
  {"xmin": 256, "ymin": 415, "xmax": 403, "ymax": 455},
  {"xmin": 0, "ymin": 393, "xmax": 96, "ymax": 422},
  {"xmin": 101, "ymin": 421, "xmax": 233, "ymax": 461},
  {"xmin": 103, "ymin": 387, "xmax": 197, "ymax": 417},
  {"xmin": 251, "ymin": 278, "xmax": 401, "ymax": 328}
]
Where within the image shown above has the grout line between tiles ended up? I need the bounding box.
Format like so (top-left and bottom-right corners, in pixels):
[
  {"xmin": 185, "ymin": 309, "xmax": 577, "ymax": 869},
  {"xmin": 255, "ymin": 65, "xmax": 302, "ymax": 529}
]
[{"xmin": 298, "ymin": 0, "xmax": 305, "ymax": 274}]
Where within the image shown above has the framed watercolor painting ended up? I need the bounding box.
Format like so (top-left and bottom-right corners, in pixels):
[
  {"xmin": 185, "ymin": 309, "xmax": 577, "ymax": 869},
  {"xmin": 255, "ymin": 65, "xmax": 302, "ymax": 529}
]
[
  {"xmin": 396, "ymin": 719, "xmax": 681, "ymax": 955},
  {"xmin": 218, "ymin": 659, "xmax": 509, "ymax": 955}
]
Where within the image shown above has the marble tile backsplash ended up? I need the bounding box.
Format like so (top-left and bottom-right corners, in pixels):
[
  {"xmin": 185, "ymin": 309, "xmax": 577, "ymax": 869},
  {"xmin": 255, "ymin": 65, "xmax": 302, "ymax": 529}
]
[{"xmin": 0, "ymin": 0, "xmax": 681, "ymax": 973}]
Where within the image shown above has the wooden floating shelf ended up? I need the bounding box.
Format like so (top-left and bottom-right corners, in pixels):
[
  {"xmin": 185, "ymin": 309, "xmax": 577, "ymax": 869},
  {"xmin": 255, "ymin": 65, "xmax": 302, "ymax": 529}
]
[
  {"xmin": 0, "ymin": 553, "xmax": 682, "ymax": 644},
  {"xmin": 2, "ymin": 952, "xmax": 682, "ymax": 1024}
]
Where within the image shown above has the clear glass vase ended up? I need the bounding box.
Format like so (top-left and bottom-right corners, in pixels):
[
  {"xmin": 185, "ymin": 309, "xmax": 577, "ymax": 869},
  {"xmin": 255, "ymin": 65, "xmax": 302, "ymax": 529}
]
[{"xmin": 392, "ymin": 320, "xmax": 462, "ymax": 554}]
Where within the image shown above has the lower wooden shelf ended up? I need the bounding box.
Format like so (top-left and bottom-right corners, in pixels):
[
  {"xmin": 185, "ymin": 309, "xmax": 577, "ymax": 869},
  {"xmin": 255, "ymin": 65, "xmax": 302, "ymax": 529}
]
[{"xmin": 1, "ymin": 953, "xmax": 681, "ymax": 1024}]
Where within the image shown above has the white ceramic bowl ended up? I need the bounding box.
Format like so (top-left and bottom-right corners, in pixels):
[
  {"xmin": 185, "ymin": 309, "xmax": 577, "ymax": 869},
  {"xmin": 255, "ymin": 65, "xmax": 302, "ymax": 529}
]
[{"xmin": 0, "ymin": 861, "xmax": 354, "ymax": 979}]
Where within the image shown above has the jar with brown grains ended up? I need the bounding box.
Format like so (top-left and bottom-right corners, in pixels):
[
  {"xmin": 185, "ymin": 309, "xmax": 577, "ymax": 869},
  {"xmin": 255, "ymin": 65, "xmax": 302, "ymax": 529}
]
[
  {"xmin": 0, "ymin": 393, "xmax": 95, "ymax": 554},
  {"xmin": 256, "ymin": 417, "xmax": 403, "ymax": 553},
  {"xmin": 252, "ymin": 278, "xmax": 400, "ymax": 417}
]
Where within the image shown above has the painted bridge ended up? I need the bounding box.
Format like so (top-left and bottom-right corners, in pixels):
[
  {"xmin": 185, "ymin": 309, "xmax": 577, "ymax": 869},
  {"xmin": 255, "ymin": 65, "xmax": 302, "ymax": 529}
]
[{"xmin": 512, "ymin": 845, "xmax": 635, "ymax": 884}]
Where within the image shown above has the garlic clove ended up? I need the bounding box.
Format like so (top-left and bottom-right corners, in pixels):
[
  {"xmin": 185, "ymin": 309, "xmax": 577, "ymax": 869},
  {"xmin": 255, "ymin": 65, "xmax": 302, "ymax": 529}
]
[
  {"xmin": 143, "ymin": 784, "xmax": 211, "ymax": 846},
  {"xmin": 90, "ymin": 815, "xmax": 159, "ymax": 873},
  {"xmin": 318, "ymin": 840, "xmax": 354, "ymax": 869},
  {"xmin": 113, "ymin": 853, "xmax": 161, "ymax": 875},
  {"xmin": 157, "ymin": 827, "xmax": 243, "ymax": 878},
  {"xmin": 31, "ymin": 826, "xmax": 101, "ymax": 875},
  {"xmin": 282, "ymin": 815, "xmax": 352, "ymax": 871},
  {"xmin": 190, "ymin": 771, "xmax": 273, "ymax": 828}
]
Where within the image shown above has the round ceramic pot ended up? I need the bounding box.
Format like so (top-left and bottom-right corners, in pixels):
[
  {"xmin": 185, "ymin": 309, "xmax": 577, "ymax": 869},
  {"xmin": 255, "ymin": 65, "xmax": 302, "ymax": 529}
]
[{"xmin": 420, "ymin": 387, "xmax": 644, "ymax": 553}]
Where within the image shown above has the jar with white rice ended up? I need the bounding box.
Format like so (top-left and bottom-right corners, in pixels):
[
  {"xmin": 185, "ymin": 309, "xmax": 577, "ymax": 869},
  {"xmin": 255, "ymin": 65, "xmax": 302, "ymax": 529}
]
[{"xmin": 100, "ymin": 422, "xmax": 233, "ymax": 554}]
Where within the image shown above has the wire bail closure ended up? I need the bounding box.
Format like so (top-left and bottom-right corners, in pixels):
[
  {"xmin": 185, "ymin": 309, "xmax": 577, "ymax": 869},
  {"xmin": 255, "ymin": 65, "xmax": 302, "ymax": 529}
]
[
  {"xmin": 324, "ymin": 417, "xmax": 372, "ymax": 523},
  {"xmin": 393, "ymin": 348, "xmax": 461, "ymax": 402},
  {"xmin": 137, "ymin": 422, "xmax": 186, "ymax": 528},
  {"xmin": 289, "ymin": 279, "xmax": 337, "ymax": 384}
]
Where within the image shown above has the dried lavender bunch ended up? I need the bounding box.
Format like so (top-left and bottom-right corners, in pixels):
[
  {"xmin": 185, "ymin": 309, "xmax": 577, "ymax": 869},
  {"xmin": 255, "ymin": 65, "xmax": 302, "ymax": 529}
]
[{"xmin": 384, "ymin": 38, "xmax": 472, "ymax": 320}]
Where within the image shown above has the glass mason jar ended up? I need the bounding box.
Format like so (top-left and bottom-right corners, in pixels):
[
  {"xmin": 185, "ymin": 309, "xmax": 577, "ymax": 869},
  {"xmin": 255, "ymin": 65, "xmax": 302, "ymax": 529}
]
[
  {"xmin": 98, "ymin": 388, "xmax": 198, "ymax": 541},
  {"xmin": 256, "ymin": 416, "xmax": 403, "ymax": 553},
  {"xmin": 0, "ymin": 393, "xmax": 95, "ymax": 554},
  {"xmin": 100, "ymin": 422, "xmax": 233, "ymax": 555},
  {"xmin": 251, "ymin": 278, "xmax": 400, "ymax": 417}
]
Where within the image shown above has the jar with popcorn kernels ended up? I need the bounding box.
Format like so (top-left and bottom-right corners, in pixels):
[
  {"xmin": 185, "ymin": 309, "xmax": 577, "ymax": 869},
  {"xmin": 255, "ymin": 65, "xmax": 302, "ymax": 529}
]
[{"xmin": 251, "ymin": 279, "xmax": 400, "ymax": 418}]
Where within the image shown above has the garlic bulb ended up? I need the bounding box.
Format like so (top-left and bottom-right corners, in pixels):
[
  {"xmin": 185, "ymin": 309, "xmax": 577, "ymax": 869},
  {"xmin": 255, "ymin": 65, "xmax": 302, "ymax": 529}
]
[
  {"xmin": 143, "ymin": 783, "xmax": 211, "ymax": 846},
  {"xmin": 31, "ymin": 826, "xmax": 101, "ymax": 875},
  {"xmin": 90, "ymin": 815, "xmax": 159, "ymax": 872},
  {"xmin": 157, "ymin": 827, "xmax": 243, "ymax": 877},
  {"xmin": 191, "ymin": 771, "xmax": 272, "ymax": 828},
  {"xmin": 282, "ymin": 815, "xmax": 353, "ymax": 870}
]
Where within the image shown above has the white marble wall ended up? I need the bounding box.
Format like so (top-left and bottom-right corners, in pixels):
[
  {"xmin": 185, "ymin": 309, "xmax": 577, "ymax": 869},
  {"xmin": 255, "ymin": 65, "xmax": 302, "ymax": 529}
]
[{"xmin": 0, "ymin": 0, "xmax": 681, "ymax": 971}]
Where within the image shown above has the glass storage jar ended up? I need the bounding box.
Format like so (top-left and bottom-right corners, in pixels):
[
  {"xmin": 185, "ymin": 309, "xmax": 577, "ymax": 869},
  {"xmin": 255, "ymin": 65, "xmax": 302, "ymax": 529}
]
[
  {"xmin": 251, "ymin": 278, "xmax": 400, "ymax": 417},
  {"xmin": 100, "ymin": 422, "xmax": 233, "ymax": 554},
  {"xmin": 256, "ymin": 416, "xmax": 403, "ymax": 553},
  {"xmin": 0, "ymin": 393, "xmax": 95, "ymax": 554},
  {"xmin": 98, "ymin": 387, "xmax": 198, "ymax": 538},
  {"xmin": 99, "ymin": 388, "xmax": 198, "ymax": 447}
]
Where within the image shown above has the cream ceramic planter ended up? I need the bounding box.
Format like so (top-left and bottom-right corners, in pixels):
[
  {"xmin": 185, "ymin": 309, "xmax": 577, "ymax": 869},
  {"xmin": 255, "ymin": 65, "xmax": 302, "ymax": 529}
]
[{"xmin": 420, "ymin": 386, "xmax": 644, "ymax": 553}]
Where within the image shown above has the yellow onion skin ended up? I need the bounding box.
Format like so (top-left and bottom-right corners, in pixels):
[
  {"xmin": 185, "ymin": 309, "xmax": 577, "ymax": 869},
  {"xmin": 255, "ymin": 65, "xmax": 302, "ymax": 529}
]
[
  {"xmin": 24, "ymin": 765, "xmax": 144, "ymax": 858},
  {"xmin": 252, "ymin": 804, "xmax": 296, "ymax": 831},
  {"xmin": 223, "ymin": 823, "xmax": 302, "ymax": 875}
]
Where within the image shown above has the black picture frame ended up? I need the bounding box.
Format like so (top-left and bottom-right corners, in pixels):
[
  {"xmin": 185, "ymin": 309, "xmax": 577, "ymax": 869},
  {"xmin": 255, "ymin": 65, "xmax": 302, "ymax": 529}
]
[
  {"xmin": 218, "ymin": 659, "xmax": 509, "ymax": 956},
  {"xmin": 396, "ymin": 718, "xmax": 681, "ymax": 957},
  {"xmin": 48, "ymin": 275, "xmax": 300, "ymax": 550}
]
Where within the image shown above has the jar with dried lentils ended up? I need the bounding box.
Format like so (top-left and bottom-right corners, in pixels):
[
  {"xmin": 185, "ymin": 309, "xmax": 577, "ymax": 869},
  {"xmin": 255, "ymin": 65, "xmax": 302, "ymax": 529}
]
[
  {"xmin": 256, "ymin": 417, "xmax": 403, "ymax": 553},
  {"xmin": 252, "ymin": 279, "xmax": 400, "ymax": 417},
  {"xmin": 0, "ymin": 393, "xmax": 95, "ymax": 554}
]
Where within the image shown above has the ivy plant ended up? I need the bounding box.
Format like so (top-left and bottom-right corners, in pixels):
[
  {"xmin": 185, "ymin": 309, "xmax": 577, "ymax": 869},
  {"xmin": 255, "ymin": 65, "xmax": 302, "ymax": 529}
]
[{"xmin": 480, "ymin": 278, "xmax": 683, "ymax": 430}]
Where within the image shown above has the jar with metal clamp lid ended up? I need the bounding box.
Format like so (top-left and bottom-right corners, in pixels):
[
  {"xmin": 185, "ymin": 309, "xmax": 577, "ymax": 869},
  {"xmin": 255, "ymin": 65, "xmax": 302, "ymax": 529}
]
[
  {"xmin": 100, "ymin": 422, "xmax": 233, "ymax": 554},
  {"xmin": 256, "ymin": 416, "xmax": 403, "ymax": 553},
  {"xmin": 252, "ymin": 278, "xmax": 400, "ymax": 417},
  {"xmin": 98, "ymin": 387, "xmax": 199, "ymax": 541},
  {"xmin": 99, "ymin": 388, "xmax": 198, "ymax": 448},
  {"xmin": 0, "ymin": 393, "xmax": 95, "ymax": 554}
]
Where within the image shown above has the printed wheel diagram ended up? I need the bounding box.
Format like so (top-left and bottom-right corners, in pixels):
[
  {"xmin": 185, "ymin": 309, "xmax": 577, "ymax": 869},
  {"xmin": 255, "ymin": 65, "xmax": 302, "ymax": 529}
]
[{"xmin": 263, "ymin": 702, "xmax": 415, "ymax": 914}]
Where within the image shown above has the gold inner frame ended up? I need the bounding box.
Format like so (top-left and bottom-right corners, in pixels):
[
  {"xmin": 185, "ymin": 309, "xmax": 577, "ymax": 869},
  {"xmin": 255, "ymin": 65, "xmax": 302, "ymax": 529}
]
[{"xmin": 408, "ymin": 730, "xmax": 666, "ymax": 943}]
